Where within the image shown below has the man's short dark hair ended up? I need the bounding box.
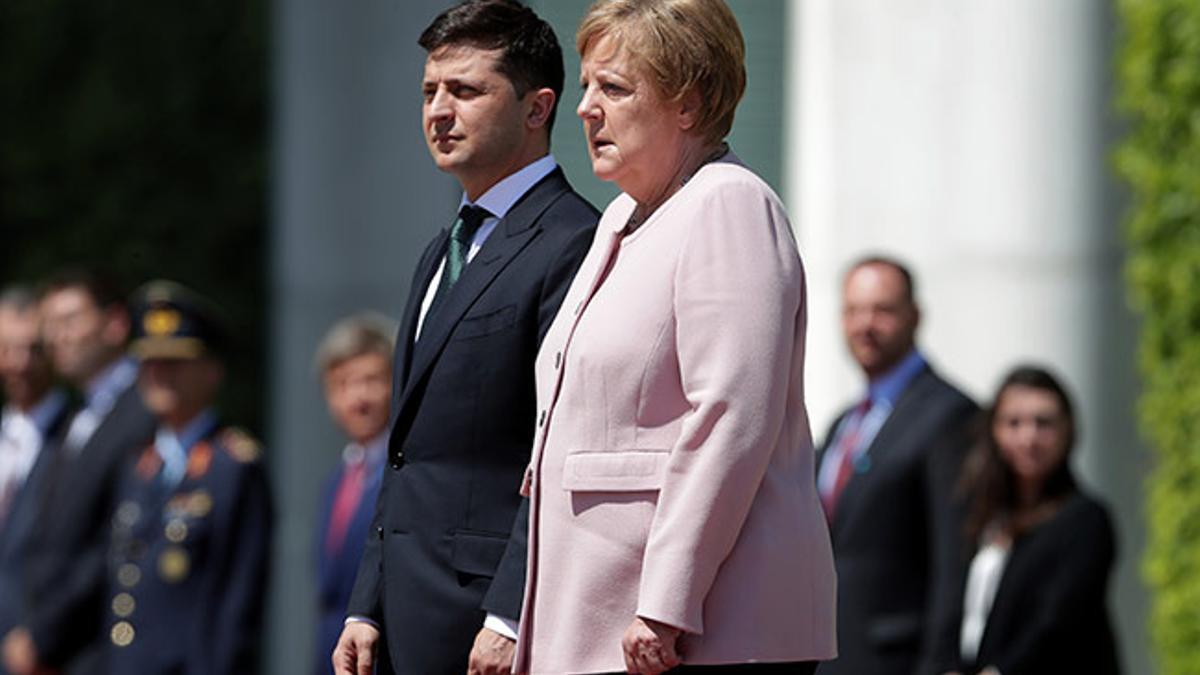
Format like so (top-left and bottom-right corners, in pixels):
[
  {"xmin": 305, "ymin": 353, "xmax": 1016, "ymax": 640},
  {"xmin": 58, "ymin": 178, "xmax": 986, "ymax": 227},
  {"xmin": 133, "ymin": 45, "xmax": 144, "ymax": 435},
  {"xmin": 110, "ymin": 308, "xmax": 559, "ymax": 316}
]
[
  {"xmin": 39, "ymin": 267, "xmax": 127, "ymax": 311},
  {"xmin": 419, "ymin": 0, "xmax": 565, "ymax": 133},
  {"xmin": 846, "ymin": 255, "xmax": 917, "ymax": 304}
]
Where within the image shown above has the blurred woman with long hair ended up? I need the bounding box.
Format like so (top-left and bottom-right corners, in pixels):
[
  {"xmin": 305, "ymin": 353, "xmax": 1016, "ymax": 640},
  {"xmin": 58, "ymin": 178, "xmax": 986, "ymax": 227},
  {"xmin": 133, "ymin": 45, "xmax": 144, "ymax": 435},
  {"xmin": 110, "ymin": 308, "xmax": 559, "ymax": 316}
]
[{"xmin": 935, "ymin": 365, "xmax": 1120, "ymax": 675}]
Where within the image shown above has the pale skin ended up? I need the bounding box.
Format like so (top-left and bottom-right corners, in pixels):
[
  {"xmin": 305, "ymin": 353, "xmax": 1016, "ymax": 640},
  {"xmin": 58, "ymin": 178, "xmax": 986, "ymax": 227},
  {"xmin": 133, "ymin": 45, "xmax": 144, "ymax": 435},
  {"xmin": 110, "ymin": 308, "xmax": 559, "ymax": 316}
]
[
  {"xmin": 331, "ymin": 42, "xmax": 555, "ymax": 675},
  {"xmin": 39, "ymin": 287, "xmax": 130, "ymax": 386},
  {"xmin": 0, "ymin": 306, "xmax": 53, "ymax": 411},
  {"xmin": 841, "ymin": 263, "xmax": 920, "ymax": 380},
  {"xmin": 577, "ymin": 33, "xmax": 724, "ymax": 673}
]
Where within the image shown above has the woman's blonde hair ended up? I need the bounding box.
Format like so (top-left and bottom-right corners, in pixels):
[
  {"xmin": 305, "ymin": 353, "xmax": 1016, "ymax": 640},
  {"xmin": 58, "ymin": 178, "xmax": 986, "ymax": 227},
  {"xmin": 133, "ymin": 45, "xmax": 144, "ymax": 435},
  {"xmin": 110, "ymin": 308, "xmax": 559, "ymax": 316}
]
[{"xmin": 577, "ymin": 0, "xmax": 746, "ymax": 144}]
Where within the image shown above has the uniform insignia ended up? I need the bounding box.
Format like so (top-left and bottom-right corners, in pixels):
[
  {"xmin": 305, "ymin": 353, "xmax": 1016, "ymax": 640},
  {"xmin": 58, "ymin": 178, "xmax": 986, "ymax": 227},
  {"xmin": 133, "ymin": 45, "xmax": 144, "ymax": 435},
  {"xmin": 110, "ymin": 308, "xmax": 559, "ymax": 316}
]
[
  {"xmin": 144, "ymin": 307, "xmax": 182, "ymax": 337},
  {"xmin": 219, "ymin": 427, "xmax": 260, "ymax": 463},
  {"xmin": 117, "ymin": 563, "xmax": 142, "ymax": 588},
  {"xmin": 135, "ymin": 446, "xmax": 162, "ymax": 481},
  {"xmin": 165, "ymin": 519, "xmax": 189, "ymax": 543},
  {"xmin": 112, "ymin": 592, "xmax": 136, "ymax": 618},
  {"xmin": 110, "ymin": 621, "xmax": 135, "ymax": 647},
  {"xmin": 158, "ymin": 547, "xmax": 191, "ymax": 583},
  {"xmin": 186, "ymin": 441, "xmax": 213, "ymax": 479},
  {"xmin": 114, "ymin": 501, "xmax": 141, "ymax": 529},
  {"xmin": 188, "ymin": 491, "xmax": 213, "ymax": 517}
]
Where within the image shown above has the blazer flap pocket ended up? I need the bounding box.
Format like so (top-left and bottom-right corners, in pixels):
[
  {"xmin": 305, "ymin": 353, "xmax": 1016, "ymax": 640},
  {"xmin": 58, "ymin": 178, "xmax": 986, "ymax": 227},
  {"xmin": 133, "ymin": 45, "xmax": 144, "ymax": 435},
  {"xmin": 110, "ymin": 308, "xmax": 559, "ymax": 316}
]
[
  {"xmin": 450, "ymin": 530, "xmax": 508, "ymax": 577},
  {"xmin": 866, "ymin": 611, "xmax": 923, "ymax": 649},
  {"xmin": 454, "ymin": 304, "xmax": 516, "ymax": 340},
  {"xmin": 562, "ymin": 450, "xmax": 669, "ymax": 492}
]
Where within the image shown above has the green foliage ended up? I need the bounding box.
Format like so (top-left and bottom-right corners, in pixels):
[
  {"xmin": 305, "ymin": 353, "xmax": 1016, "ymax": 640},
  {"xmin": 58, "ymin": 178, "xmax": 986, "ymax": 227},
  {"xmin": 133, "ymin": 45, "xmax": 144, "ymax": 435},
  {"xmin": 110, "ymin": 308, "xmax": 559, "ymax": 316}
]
[
  {"xmin": 0, "ymin": 0, "xmax": 268, "ymax": 430},
  {"xmin": 1116, "ymin": 0, "xmax": 1200, "ymax": 672}
]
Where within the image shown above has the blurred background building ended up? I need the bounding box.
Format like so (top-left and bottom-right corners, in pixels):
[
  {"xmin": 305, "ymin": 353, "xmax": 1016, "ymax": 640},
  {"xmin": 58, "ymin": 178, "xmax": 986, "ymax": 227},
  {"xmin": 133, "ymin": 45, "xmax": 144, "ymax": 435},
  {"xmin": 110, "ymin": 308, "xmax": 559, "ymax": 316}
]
[{"xmin": 0, "ymin": 0, "xmax": 1161, "ymax": 672}]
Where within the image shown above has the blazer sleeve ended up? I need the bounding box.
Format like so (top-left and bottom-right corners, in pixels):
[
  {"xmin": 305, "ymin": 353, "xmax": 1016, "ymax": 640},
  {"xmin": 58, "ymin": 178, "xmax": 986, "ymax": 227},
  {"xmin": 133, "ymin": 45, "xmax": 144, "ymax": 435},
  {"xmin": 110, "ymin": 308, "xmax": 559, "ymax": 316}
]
[
  {"xmin": 990, "ymin": 499, "xmax": 1116, "ymax": 674},
  {"xmin": 345, "ymin": 468, "xmax": 387, "ymax": 622},
  {"xmin": 482, "ymin": 221, "xmax": 595, "ymax": 621},
  {"xmin": 636, "ymin": 177, "xmax": 803, "ymax": 635}
]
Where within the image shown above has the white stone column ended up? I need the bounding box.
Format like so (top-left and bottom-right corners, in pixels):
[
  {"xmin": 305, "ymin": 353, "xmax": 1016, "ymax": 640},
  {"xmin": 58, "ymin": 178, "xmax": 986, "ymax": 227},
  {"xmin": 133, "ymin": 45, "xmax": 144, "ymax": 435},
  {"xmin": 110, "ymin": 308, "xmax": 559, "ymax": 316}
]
[{"xmin": 786, "ymin": 1, "xmax": 1146, "ymax": 671}]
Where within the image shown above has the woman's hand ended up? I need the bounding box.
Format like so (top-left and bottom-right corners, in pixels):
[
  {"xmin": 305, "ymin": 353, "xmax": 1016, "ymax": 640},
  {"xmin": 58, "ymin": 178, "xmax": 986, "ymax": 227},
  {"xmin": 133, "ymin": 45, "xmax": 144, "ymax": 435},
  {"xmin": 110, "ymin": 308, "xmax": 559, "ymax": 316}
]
[{"xmin": 621, "ymin": 616, "xmax": 682, "ymax": 674}]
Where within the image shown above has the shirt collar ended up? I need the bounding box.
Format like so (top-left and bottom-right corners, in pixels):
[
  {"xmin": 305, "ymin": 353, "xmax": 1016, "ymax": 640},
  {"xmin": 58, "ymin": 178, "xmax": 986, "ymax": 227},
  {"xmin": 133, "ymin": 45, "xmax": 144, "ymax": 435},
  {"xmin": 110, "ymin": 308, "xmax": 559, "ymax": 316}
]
[
  {"xmin": 867, "ymin": 349, "xmax": 927, "ymax": 406},
  {"xmin": 344, "ymin": 430, "xmax": 388, "ymax": 467},
  {"xmin": 85, "ymin": 357, "xmax": 138, "ymax": 412},
  {"xmin": 161, "ymin": 408, "xmax": 220, "ymax": 454},
  {"xmin": 460, "ymin": 154, "xmax": 557, "ymax": 219},
  {"xmin": 25, "ymin": 389, "xmax": 68, "ymax": 435}
]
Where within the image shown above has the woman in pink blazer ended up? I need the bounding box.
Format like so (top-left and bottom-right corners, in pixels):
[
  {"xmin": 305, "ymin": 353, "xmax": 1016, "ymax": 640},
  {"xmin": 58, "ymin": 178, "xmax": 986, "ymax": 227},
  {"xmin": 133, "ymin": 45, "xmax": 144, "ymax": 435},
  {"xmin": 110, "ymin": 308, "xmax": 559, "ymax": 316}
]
[{"xmin": 514, "ymin": 1, "xmax": 837, "ymax": 673}]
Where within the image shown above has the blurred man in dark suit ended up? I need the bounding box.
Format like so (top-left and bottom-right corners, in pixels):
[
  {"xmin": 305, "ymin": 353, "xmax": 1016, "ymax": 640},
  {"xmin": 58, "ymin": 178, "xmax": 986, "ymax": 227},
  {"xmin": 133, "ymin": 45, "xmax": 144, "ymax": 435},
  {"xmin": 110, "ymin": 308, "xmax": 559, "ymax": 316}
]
[
  {"xmin": 100, "ymin": 280, "xmax": 271, "ymax": 674},
  {"xmin": 817, "ymin": 257, "xmax": 978, "ymax": 675},
  {"xmin": 312, "ymin": 313, "xmax": 394, "ymax": 675},
  {"xmin": 0, "ymin": 286, "xmax": 71, "ymax": 673},
  {"xmin": 331, "ymin": 2, "xmax": 598, "ymax": 673},
  {"xmin": 3, "ymin": 270, "xmax": 156, "ymax": 675}
]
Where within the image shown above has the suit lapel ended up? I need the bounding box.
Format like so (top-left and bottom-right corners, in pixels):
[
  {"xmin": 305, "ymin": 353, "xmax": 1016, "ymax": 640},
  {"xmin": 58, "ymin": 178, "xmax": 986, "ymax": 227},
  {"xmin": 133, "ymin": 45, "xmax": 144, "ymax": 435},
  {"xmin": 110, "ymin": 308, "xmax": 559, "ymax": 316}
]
[
  {"xmin": 394, "ymin": 232, "xmax": 450, "ymax": 394},
  {"xmin": 830, "ymin": 367, "xmax": 937, "ymax": 537},
  {"xmin": 862, "ymin": 366, "xmax": 937, "ymax": 457},
  {"xmin": 393, "ymin": 170, "xmax": 569, "ymax": 421}
]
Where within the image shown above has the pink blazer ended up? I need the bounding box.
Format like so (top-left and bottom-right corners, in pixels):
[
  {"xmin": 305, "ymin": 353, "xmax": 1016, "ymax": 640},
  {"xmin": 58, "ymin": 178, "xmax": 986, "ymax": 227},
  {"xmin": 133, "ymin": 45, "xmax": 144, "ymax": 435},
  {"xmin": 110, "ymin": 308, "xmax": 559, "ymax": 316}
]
[{"xmin": 514, "ymin": 154, "xmax": 837, "ymax": 674}]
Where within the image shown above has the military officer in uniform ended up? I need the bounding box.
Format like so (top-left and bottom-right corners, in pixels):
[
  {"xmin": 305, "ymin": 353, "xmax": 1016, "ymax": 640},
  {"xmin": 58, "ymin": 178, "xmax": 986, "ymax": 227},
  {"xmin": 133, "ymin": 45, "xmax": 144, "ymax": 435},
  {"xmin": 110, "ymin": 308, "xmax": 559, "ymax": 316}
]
[{"xmin": 104, "ymin": 280, "xmax": 271, "ymax": 675}]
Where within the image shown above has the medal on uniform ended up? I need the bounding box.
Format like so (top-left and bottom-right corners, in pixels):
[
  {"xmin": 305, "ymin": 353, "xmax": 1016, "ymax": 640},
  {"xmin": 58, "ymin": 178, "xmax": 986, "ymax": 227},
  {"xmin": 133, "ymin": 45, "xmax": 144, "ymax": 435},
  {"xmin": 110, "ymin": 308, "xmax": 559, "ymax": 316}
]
[{"xmin": 158, "ymin": 546, "xmax": 191, "ymax": 583}]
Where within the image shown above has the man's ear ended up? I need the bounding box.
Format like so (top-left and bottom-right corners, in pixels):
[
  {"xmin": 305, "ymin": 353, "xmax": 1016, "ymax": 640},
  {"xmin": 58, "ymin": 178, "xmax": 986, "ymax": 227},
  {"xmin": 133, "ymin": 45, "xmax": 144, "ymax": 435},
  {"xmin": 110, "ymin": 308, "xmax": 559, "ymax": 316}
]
[
  {"xmin": 678, "ymin": 88, "xmax": 703, "ymax": 132},
  {"xmin": 526, "ymin": 87, "xmax": 556, "ymax": 130}
]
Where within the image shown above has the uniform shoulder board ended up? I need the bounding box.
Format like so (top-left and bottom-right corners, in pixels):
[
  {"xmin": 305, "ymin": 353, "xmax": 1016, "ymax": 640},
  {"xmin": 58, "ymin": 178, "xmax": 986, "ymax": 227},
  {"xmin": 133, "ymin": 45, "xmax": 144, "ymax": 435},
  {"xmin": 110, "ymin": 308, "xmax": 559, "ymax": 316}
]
[{"xmin": 218, "ymin": 427, "xmax": 261, "ymax": 463}]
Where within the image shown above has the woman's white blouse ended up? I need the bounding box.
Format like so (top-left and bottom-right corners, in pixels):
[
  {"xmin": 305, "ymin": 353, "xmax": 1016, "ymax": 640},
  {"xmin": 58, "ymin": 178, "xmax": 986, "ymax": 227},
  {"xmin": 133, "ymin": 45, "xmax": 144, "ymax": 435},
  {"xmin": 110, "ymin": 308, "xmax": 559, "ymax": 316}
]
[{"xmin": 960, "ymin": 540, "xmax": 1011, "ymax": 663}]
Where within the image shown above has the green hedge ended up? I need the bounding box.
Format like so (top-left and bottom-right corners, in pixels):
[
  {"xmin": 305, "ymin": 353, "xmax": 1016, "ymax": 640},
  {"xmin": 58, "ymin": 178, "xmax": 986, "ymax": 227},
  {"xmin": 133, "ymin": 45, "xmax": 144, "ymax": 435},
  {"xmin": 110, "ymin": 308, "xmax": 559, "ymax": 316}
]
[{"xmin": 1116, "ymin": 0, "xmax": 1200, "ymax": 672}]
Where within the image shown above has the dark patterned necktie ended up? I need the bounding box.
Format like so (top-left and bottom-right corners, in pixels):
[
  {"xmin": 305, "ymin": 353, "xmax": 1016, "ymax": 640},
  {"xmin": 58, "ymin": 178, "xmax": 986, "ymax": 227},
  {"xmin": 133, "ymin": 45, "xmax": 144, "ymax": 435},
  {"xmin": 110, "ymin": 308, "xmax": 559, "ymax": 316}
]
[{"xmin": 427, "ymin": 204, "xmax": 492, "ymax": 317}]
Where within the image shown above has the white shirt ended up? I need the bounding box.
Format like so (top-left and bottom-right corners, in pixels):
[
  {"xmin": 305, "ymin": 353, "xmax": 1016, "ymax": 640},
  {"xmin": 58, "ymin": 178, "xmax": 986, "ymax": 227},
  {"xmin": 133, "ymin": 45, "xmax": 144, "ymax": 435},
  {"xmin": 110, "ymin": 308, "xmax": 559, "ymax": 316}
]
[
  {"xmin": 414, "ymin": 154, "xmax": 558, "ymax": 341},
  {"xmin": 62, "ymin": 357, "xmax": 138, "ymax": 455},
  {"xmin": 960, "ymin": 538, "xmax": 1011, "ymax": 663},
  {"xmin": 0, "ymin": 389, "xmax": 68, "ymax": 519}
]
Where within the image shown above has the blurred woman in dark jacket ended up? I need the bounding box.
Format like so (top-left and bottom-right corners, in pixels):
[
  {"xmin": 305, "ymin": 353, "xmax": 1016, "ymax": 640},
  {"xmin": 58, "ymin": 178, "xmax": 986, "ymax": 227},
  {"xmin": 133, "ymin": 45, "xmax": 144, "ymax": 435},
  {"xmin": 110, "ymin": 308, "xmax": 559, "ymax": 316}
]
[{"xmin": 935, "ymin": 365, "xmax": 1120, "ymax": 675}]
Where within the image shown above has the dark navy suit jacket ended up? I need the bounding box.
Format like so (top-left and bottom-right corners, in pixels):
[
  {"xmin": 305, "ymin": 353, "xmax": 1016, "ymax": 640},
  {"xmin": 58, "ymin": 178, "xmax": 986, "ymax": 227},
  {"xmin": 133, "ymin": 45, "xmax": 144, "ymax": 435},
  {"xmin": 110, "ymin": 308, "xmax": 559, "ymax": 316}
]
[
  {"xmin": 346, "ymin": 168, "xmax": 598, "ymax": 674},
  {"xmin": 23, "ymin": 384, "xmax": 156, "ymax": 670},
  {"xmin": 817, "ymin": 366, "xmax": 978, "ymax": 675},
  {"xmin": 314, "ymin": 453, "xmax": 383, "ymax": 675},
  {"xmin": 0, "ymin": 397, "xmax": 72, "ymax": 649}
]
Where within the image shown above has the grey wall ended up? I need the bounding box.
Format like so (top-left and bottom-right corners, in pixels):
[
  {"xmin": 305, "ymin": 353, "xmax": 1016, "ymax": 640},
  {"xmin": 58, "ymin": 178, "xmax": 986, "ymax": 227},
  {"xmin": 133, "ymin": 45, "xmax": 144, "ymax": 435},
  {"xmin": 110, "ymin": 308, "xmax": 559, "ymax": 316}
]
[{"xmin": 266, "ymin": 1, "xmax": 457, "ymax": 673}]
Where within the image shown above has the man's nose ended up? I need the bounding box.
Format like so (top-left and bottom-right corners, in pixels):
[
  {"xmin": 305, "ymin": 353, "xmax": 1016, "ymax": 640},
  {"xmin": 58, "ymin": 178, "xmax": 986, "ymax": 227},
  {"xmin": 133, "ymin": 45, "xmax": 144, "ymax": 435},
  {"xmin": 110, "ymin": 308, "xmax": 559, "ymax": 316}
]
[{"xmin": 427, "ymin": 88, "xmax": 454, "ymax": 122}]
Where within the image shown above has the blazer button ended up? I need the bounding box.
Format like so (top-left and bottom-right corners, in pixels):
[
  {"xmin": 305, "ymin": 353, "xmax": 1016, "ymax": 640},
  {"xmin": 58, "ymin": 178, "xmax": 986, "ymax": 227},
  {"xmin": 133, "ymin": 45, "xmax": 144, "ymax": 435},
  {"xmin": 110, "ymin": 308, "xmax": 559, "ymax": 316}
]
[
  {"xmin": 376, "ymin": 526, "xmax": 383, "ymax": 540},
  {"xmin": 390, "ymin": 454, "xmax": 403, "ymax": 470}
]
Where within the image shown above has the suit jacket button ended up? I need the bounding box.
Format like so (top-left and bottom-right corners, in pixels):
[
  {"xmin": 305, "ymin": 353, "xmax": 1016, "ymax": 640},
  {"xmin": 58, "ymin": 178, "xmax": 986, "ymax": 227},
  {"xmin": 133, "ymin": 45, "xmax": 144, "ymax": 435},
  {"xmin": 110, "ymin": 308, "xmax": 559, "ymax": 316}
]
[{"xmin": 376, "ymin": 526, "xmax": 383, "ymax": 540}]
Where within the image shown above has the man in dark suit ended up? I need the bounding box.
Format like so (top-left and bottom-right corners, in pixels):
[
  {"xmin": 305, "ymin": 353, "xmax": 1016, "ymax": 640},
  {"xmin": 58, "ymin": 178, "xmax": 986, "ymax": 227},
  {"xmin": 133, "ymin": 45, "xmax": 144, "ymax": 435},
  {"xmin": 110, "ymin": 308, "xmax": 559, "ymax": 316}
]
[
  {"xmin": 103, "ymin": 280, "xmax": 271, "ymax": 674},
  {"xmin": 817, "ymin": 257, "xmax": 978, "ymax": 675},
  {"xmin": 312, "ymin": 313, "xmax": 395, "ymax": 675},
  {"xmin": 1, "ymin": 270, "xmax": 156, "ymax": 675},
  {"xmin": 0, "ymin": 285, "xmax": 71, "ymax": 671},
  {"xmin": 331, "ymin": 3, "xmax": 598, "ymax": 675}
]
